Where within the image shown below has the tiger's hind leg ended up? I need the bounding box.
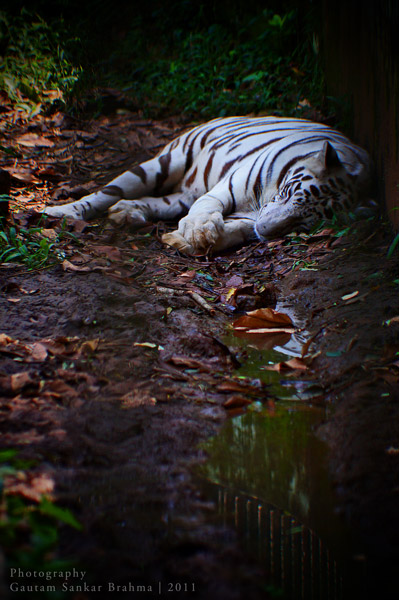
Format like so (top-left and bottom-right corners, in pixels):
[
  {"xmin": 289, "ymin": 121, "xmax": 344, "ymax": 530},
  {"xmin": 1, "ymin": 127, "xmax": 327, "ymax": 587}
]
[
  {"xmin": 43, "ymin": 142, "xmax": 187, "ymax": 220},
  {"xmin": 107, "ymin": 193, "xmax": 195, "ymax": 227}
]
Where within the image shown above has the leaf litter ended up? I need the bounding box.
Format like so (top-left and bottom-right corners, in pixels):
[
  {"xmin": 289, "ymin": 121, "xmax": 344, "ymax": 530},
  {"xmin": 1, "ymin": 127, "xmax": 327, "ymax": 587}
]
[{"xmin": 0, "ymin": 105, "xmax": 399, "ymax": 594}]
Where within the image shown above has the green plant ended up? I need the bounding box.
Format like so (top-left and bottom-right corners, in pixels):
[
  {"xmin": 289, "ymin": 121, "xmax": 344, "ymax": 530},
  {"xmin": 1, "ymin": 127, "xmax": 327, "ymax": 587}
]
[
  {"xmin": 0, "ymin": 8, "xmax": 82, "ymax": 115},
  {"xmin": 0, "ymin": 449, "xmax": 81, "ymax": 576},
  {"xmin": 100, "ymin": 8, "xmax": 320, "ymax": 119},
  {"xmin": 387, "ymin": 232, "xmax": 399, "ymax": 258},
  {"xmin": 0, "ymin": 211, "xmax": 66, "ymax": 269}
]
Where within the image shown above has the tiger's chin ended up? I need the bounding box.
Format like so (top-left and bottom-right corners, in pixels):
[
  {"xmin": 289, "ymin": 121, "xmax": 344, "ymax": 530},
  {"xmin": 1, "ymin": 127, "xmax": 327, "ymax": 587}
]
[{"xmin": 254, "ymin": 215, "xmax": 306, "ymax": 240}]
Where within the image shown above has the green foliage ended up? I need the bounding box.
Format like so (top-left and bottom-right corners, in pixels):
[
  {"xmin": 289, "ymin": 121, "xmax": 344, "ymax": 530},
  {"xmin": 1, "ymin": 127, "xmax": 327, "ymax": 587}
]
[
  {"xmin": 103, "ymin": 8, "xmax": 321, "ymax": 119},
  {"xmin": 0, "ymin": 8, "xmax": 81, "ymax": 116},
  {"xmin": 0, "ymin": 450, "xmax": 81, "ymax": 577},
  {"xmin": 0, "ymin": 209, "xmax": 65, "ymax": 269},
  {"xmin": 387, "ymin": 232, "xmax": 399, "ymax": 258}
]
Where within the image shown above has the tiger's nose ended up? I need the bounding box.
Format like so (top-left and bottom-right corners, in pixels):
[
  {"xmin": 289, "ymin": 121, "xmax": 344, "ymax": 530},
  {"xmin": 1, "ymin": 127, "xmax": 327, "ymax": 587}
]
[{"xmin": 255, "ymin": 215, "xmax": 300, "ymax": 239}]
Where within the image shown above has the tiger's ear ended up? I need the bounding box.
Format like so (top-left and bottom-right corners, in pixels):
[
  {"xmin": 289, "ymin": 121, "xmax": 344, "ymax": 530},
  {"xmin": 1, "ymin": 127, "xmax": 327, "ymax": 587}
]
[{"xmin": 317, "ymin": 141, "xmax": 342, "ymax": 170}]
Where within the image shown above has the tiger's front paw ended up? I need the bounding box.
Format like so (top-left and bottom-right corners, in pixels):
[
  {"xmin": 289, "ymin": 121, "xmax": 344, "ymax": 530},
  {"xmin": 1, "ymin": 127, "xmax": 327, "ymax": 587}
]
[
  {"xmin": 108, "ymin": 201, "xmax": 149, "ymax": 228},
  {"xmin": 162, "ymin": 231, "xmax": 196, "ymax": 255},
  {"xmin": 177, "ymin": 212, "xmax": 224, "ymax": 250}
]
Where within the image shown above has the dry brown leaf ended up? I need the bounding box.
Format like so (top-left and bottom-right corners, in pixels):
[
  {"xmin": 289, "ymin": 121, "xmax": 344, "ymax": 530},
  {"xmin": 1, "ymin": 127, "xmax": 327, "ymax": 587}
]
[
  {"xmin": 341, "ymin": 291, "xmax": 359, "ymax": 301},
  {"xmin": 233, "ymin": 308, "xmax": 294, "ymax": 334},
  {"xmin": 92, "ymin": 245, "xmax": 122, "ymax": 261},
  {"xmin": 44, "ymin": 380, "xmax": 79, "ymax": 400},
  {"xmin": 216, "ymin": 381, "xmax": 259, "ymax": 394},
  {"xmin": 7, "ymin": 167, "xmax": 41, "ymax": 184},
  {"xmin": 10, "ymin": 372, "xmax": 33, "ymax": 392},
  {"xmin": 0, "ymin": 333, "xmax": 14, "ymax": 345},
  {"xmin": 41, "ymin": 336, "xmax": 80, "ymax": 356},
  {"xmin": 62, "ymin": 259, "xmax": 92, "ymax": 272},
  {"xmin": 222, "ymin": 395, "xmax": 253, "ymax": 409},
  {"xmin": 39, "ymin": 228, "xmax": 58, "ymax": 240},
  {"xmin": 5, "ymin": 471, "xmax": 54, "ymax": 502},
  {"xmin": 169, "ymin": 356, "xmax": 213, "ymax": 372},
  {"xmin": 78, "ymin": 339, "xmax": 100, "ymax": 355},
  {"xmin": 27, "ymin": 342, "xmax": 48, "ymax": 361},
  {"xmin": 16, "ymin": 133, "xmax": 55, "ymax": 148},
  {"xmin": 263, "ymin": 357, "xmax": 308, "ymax": 372}
]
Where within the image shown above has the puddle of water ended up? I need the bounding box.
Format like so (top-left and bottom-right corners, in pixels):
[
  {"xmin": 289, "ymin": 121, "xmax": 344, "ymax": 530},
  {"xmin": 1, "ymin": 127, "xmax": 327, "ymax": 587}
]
[
  {"xmin": 196, "ymin": 303, "xmax": 366, "ymax": 599},
  {"xmin": 224, "ymin": 301, "xmax": 318, "ymax": 400}
]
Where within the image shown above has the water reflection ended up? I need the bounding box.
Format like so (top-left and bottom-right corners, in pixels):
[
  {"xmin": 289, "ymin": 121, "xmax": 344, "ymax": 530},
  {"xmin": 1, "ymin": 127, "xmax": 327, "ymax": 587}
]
[{"xmin": 198, "ymin": 405, "xmax": 365, "ymax": 599}]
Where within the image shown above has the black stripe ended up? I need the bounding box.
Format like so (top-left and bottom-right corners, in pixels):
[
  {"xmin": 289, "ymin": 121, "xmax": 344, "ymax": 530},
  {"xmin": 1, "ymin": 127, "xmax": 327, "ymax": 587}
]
[
  {"xmin": 102, "ymin": 185, "xmax": 123, "ymax": 196},
  {"xmin": 244, "ymin": 153, "xmax": 266, "ymax": 194},
  {"xmin": 219, "ymin": 158, "xmax": 240, "ymax": 179},
  {"xmin": 275, "ymin": 153, "xmax": 315, "ymax": 188},
  {"xmin": 228, "ymin": 177, "xmax": 236, "ymax": 212},
  {"xmin": 155, "ymin": 152, "xmax": 171, "ymax": 194},
  {"xmin": 203, "ymin": 152, "xmax": 215, "ymax": 188},
  {"xmin": 129, "ymin": 166, "xmax": 147, "ymax": 184}
]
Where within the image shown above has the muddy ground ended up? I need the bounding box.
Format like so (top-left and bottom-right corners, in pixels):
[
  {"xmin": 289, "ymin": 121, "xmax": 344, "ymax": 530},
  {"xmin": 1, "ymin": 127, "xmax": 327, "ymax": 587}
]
[{"xmin": 1, "ymin": 108, "xmax": 399, "ymax": 599}]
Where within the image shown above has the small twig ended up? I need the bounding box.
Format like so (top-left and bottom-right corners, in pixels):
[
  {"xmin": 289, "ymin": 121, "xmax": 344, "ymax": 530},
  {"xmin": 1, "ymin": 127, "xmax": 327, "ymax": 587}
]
[
  {"xmin": 156, "ymin": 285, "xmax": 215, "ymax": 315},
  {"xmin": 188, "ymin": 290, "xmax": 215, "ymax": 315},
  {"xmin": 156, "ymin": 286, "xmax": 185, "ymax": 295}
]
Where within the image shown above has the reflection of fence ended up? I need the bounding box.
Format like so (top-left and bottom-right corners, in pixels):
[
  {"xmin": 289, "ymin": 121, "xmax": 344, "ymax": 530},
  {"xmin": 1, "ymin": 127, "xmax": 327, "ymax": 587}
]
[{"xmin": 213, "ymin": 482, "xmax": 343, "ymax": 600}]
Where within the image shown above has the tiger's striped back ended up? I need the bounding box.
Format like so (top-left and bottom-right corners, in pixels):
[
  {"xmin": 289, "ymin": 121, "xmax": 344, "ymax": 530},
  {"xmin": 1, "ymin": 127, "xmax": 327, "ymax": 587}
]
[{"xmin": 44, "ymin": 116, "xmax": 373, "ymax": 254}]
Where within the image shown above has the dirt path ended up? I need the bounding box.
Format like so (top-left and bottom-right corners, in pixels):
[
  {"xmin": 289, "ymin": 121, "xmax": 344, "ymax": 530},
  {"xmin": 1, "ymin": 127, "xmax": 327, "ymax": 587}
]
[{"xmin": 1, "ymin": 109, "xmax": 399, "ymax": 599}]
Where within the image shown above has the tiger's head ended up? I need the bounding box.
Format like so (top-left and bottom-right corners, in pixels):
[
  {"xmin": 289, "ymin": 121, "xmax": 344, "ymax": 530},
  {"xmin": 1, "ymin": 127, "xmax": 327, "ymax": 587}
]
[{"xmin": 255, "ymin": 141, "xmax": 355, "ymax": 240}]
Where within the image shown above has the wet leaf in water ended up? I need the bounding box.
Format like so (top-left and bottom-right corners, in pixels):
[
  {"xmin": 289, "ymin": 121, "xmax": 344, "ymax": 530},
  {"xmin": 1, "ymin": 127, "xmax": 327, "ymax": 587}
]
[{"xmin": 263, "ymin": 357, "xmax": 309, "ymax": 372}]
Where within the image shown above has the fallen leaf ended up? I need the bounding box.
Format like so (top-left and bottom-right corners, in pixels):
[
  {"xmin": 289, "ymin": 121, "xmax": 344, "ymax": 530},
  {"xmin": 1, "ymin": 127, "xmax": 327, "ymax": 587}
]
[
  {"xmin": 239, "ymin": 327, "xmax": 295, "ymax": 334},
  {"xmin": 233, "ymin": 308, "xmax": 294, "ymax": 333},
  {"xmin": 217, "ymin": 380, "xmax": 260, "ymax": 394},
  {"xmin": 233, "ymin": 330, "xmax": 292, "ymax": 350},
  {"xmin": 27, "ymin": 342, "xmax": 48, "ymax": 361},
  {"xmin": 7, "ymin": 167, "xmax": 41, "ymax": 184},
  {"xmin": 5, "ymin": 471, "xmax": 54, "ymax": 502},
  {"xmin": 78, "ymin": 339, "xmax": 100, "ymax": 355},
  {"xmin": 169, "ymin": 356, "xmax": 213, "ymax": 372},
  {"xmin": 222, "ymin": 395, "xmax": 253, "ymax": 409},
  {"xmin": 92, "ymin": 245, "xmax": 122, "ymax": 261},
  {"xmin": 39, "ymin": 228, "xmax": 58, "ymax": 240},
  {"xmin": 134, "ymin": 342, "xmax": 158, "ymax": 349},
  {"xmin": 225, "ymin": 275, "xmax": 244, "ymax": 287},
  {"xmin": 341, "ymin": 291, "xmax": 359, "ymax": 301},
  {"xmin": 10, "ymin": 372, "xmax": 33, "ymax": 392},
  {"xmin": 263, "ymin": 357, "xmax": 308, "ymax": 372},
  {"xmin": 16, "ymin": 133, "xmax": 55, "ymax": 148},
  {"xmin": 62, "ymin": 259, "xmax": 92, "ymax": 272},
  {"xmin": 0, "ymin": 333, "xmax": 14, "ymax": 345},
  {"xmin": 226, "ymin": 287, "xmax": 237, "ymax": 302}
]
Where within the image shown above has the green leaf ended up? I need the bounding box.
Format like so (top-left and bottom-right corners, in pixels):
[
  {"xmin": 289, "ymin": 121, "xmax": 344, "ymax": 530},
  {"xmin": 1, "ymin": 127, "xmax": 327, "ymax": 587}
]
[
  {"xmin": 387, "ymin": 232, "xmax": 399, "ymax": 259},
  {"xmin": 0, "ymin": 449, "xmax": 18, "ymax": 462},
  {"xmin": 39, "ymin": 498, "xmax": 82, "ymax": 530}
]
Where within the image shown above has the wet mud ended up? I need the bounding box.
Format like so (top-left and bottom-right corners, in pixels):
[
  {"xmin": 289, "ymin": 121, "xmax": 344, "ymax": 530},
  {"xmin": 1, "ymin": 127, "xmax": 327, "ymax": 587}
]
[{"xmin": 0, "ymin": 112, "xmax": 399, "ymax": 600}]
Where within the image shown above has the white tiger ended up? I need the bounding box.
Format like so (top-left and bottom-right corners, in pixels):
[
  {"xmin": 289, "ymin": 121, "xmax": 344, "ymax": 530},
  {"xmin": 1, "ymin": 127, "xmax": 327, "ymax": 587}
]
[{"xmin": 44, "ymin": 116, "xmax": 372, "ymax": 254}]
